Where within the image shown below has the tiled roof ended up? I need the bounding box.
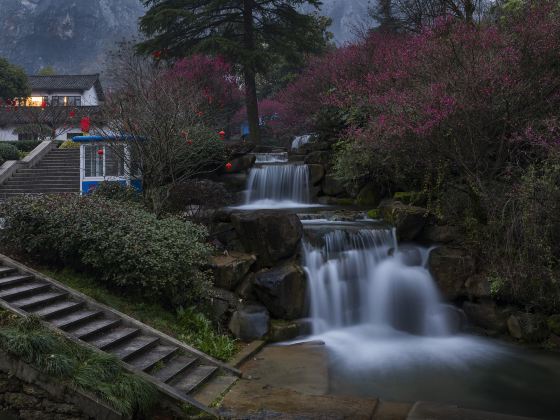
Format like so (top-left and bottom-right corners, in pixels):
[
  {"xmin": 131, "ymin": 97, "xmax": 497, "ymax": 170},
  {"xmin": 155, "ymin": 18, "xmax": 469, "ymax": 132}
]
[{"xmin": 28, "ymin": 74, "xmax": 105, "ymax": 101}]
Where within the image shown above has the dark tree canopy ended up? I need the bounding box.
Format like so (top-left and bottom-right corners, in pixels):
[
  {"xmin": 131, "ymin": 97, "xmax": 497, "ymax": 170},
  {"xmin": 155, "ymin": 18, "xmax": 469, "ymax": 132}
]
[
  {"xmin": 0, "ymin": 57, "xmax": 30, "ymax": 101},
  {"xmin": 138, "ymin": 0, "xmax": 330, "ymax": 143}
]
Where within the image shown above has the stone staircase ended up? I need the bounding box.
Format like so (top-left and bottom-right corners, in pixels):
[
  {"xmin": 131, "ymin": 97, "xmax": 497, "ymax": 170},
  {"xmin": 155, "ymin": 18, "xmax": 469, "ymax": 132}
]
[
  {"xmin": 0, "ymin": 148, "xmax": 80, "ymax": 198},
  {"xmin": 0, "ymin": 255, "xmax": 240, "ymax": 416}
]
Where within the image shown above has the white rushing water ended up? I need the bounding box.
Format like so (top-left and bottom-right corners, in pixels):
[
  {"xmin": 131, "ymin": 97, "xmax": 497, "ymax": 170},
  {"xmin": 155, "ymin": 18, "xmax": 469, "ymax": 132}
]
[
  {"xmin": 301, "ymin": 224, "xmax": 507, "ymax": 377},
  {"xmin": 291, "ymin": 134, "xmax": 312, "ymax": 151},
  {"xmin": 254, "ymin": 152, "xmax": 288, "ymax": 164}
]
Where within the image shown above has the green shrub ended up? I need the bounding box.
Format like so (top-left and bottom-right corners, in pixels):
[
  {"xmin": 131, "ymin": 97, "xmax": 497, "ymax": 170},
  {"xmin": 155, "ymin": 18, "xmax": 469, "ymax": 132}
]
[
  {"xmin": 0, "ymin": 194, "xmax": 212, "ymax": 306},
  {"xmin": 8, "ymin": 140, "xmax": 41, "ymax": 152},
  {"xmin": 0, "ymin": 143, "xmax": 19, "ymax": 161},
  {"xmin": 91, "ymin": 182, "xmax": 142, "ymax": 203},
  {"xmin": 0, "ymin": 315, "xmax": 157, "ymax": 416}
]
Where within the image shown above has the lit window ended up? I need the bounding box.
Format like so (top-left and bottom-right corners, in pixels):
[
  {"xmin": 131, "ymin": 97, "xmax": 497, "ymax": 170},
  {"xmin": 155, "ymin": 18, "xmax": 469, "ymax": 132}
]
[{"xmin": 22, "ymin": 96, "xmax": 48, "ymax": 107}]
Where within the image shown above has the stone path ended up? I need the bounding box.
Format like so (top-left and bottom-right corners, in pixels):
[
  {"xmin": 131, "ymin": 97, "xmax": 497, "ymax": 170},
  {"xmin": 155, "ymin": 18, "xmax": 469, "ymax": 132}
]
[{"xmin": 0, "ymin": 254, "xmax": 239, "ymax": 416}]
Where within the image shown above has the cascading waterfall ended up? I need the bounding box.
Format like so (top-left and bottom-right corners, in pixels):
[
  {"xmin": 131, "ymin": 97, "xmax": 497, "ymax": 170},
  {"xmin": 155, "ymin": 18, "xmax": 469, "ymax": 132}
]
[
  {"xmin": 291, "ymin": 134, "xmax": 312, "ymax": 151},
  {"xmin": 245, "ymin": 164, "xmax": 311, "ymax": 204},
  {"xmin": 303, "ymin": 227, "xmax": 451, "ymax": 336},
  {"xmin": 254, "ymin": 152, "xmax": 288, "ymax": 164}
]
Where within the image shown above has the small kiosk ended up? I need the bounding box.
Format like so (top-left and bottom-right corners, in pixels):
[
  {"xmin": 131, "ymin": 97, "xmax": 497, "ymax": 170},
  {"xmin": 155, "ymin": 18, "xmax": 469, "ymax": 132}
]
[{"xmin": 72, "ymin": 135, "xmax": 142, "ymax": 194}]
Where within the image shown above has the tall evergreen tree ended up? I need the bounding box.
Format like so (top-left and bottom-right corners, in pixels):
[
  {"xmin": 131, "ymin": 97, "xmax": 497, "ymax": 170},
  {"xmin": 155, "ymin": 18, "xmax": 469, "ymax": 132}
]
[{"xmin": 138, "ymin": 0, "xmax": 328, "ymax": 143}]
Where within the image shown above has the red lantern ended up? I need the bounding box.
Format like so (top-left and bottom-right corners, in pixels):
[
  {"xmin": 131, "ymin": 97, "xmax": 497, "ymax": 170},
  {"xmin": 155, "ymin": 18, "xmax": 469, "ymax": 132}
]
[
  {"xmin": 225, "ymin": 162, "xmax": 233, "ymax": 171},
  {"xmin": 41, "ymin": 100, "xmax": 47, "ymax": 109},
  {"xmin": 187, "ymin": 140, "xmax": 193, "ymax": 145},
  {"xmin": 152, "ymin": 50, "xmax": 162, "ymax": 59},
  {"xmin": 69, "ymin": 110, "xmax": 76, "ymax": 118},
  {"xmin": 80, "ymin": 116, "xmax": 91, "ymax": 133},
  {"xmin": 97, "ymin": 149, "xmax": 104, "ymax": 156},
  {"xmin": 219, "ymin": 130, "xmax": 226, "ymax": 140}
]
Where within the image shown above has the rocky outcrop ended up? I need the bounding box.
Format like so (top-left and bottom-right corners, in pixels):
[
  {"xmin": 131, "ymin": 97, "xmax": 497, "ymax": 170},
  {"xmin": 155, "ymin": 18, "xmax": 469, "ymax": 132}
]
[
  {"xmin": 210, "ymin": 251, "xmax": 256, "ymax": 290},
  {"xmin": 428, "ymin": 246, "xmax": 476, "ymax": 300},
  {"xmin": 229, "ymin": 304, "xmax": 270, "ymax": 341},
  {"xmin": 231, "ymin": 211, "xmax": 303, "ymax": 267},
  {"xmin": 229, "ymin": 154, "xmax": 256, "ymax": 173},
  {"xmin": 462, "ymin": 301, "xmax": 511, "ymax": 334},
  {"xmin": 507, "ymin": 313, "xmax": 549, "ymax": 342},
  {"xmin": 356, "ymin": 184, "xmax": 380, "ymax": 207},
  {"xmin": 465, "ymin": 274, "xmax": 491, "ymax": 300},
  {"xmin": 307, "ymin": 164, "xmax": 325, "ymax": 186},
  {"xmin": 379, "ymin": 200, "xmax": 430, "ymax": 241},
  {"xmin": 304, "ymin": 151, "xmax": 331, "ymax": 166},
  {"xmin": 254, "ymin": 263, "xmax": 307, "ymax": 320},
  {"xmin": 268, "ymin": 319, "xmax": 312, "ymax": 342},
  {"xmin": 321, "ymin": 174, "xmax": 345, "ymax": 196},
  {"xmin": 209, "ymin": 287, "xmax": 240, "ymax": 322}
]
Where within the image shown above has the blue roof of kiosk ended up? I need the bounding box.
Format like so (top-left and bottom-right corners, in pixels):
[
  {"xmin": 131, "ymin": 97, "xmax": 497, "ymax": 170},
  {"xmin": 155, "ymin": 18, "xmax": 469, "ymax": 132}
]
[{"xmin": 72, "ymin": 135, "xmax": 139, "ymax": 142}]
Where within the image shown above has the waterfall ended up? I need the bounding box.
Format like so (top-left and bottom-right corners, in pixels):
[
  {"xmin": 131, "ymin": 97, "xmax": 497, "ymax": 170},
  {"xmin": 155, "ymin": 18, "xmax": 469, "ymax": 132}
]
[
  {"xmin": 254, "ymin": 152, "xmax": 288, "ymax": 164},
  {"xmin": 303, "ymin": 227, "xmax": 451, "ymax": 336},
  {"xmin": 245, "ymin": 164, "xmax": 311, "ymax": 204},
  {"xmin": 291, "ymin": 135, "xmax": 312, "ymax": 151}
]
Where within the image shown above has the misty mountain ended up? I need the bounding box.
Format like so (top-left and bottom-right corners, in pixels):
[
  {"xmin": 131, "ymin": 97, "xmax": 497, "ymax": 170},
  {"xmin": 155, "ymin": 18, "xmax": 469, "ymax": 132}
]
[{"xmin": 0, "ymin": 0, "xmax": 376, "ymax": 75}]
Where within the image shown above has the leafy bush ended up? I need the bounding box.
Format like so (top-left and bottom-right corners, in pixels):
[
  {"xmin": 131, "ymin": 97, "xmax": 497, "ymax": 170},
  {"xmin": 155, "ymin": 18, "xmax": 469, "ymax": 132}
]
[
  {"xmin": 6, "ymin": 140, "xmax": 41, "ymax": 152},
  {"xmin": 91, "ymin": 182, "xmax": 142, "ymax": 203},
  {"xmin": 0, "ymin": 143, "xmax": 19, "ymax": 161},
  {"xmin": 0, "ymin": 314, "xmax": 157, "ymax": 416},
  {"xmin": 0, "ymin": 194, "xmax": 212, "ymax": 306}
]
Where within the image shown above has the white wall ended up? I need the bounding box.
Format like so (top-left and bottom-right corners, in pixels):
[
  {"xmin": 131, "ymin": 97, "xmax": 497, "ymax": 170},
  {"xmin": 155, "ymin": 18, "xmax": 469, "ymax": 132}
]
[
  {"xmin": 0, "ymin": 127, "xmax": 17, "ymax": 141},
  {"xmin": 82, "ymin": 86, "xmax": 99, "ymax": 106}
]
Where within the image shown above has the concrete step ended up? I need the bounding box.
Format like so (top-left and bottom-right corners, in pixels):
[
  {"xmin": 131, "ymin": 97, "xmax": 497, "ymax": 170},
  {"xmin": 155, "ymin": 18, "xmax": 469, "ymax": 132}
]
[
  {"xmin": 0, "ymin": 281, "xmax": 51, "ymax": 300},
  {"xmin": 108, "ymin": 335, "xmax": 160, "ymax": 361},
  {"xmin": 0, "ymin": 186, "xmax": 79, "ymax": 192},
  {"xmin": 128, "ymin": 344, "xmax": 179, "ymax": 372},
  {"xmin": 151, "ymin": 355, "xmax": 198, "ymax": 383},
  {"xmin": 86, "ymin": 327, "xmax": 141, "ymax": 350},
  {"xmin": 16, "ymin": 169, "xmax": 80, "ymax": 174},
  {"xmin": 67, "ymin": 318, "xmax": 122, "ymax": 340},
  {"xmin": 10, "ymin": 291, "xmax": 69, "ymax": 310},
  {"xmin": 32, "ymin": 300, "xmax": 84, "ymax": 319},
  {"xmin": 4, "ymin": 181, "xmax": 79, "ymax": 187},
  {"xmin": 0, "ymin": 267, "xmax": 17, "ymax": 277},
  {"xmin": 50, "ymin": 309, "xmax": 102, "ymax": 330},
  {"xmin": 172, "ymin": 365, "xmax": 218, "ymax": 394},
  {"xmin": 0, "ymin": 274, "xmax": 34, "ymax": 288},
  {"xmin": 7, "ymin": 176, "xmax": 78, "ymax": 181}
]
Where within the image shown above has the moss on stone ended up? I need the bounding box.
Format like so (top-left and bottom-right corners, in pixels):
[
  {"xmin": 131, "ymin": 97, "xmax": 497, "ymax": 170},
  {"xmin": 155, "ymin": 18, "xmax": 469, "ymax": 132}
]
[
  {"xmin": 367, "ymin": 209, "xmax": 380, "ymax": 219},
  {"xmin": 547, "ymin": 314, "xmax": 560, "ymax": 335}
]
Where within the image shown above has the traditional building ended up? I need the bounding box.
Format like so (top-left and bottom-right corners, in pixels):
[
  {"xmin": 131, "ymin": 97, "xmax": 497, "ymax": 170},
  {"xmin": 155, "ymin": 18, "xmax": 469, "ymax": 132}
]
[{"xmin": 0, "ymin": 74, "xmax": 105, "ymax": 142}]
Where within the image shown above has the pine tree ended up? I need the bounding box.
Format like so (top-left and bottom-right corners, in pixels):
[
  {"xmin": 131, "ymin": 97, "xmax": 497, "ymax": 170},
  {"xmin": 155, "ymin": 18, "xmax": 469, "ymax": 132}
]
[{"xmin": 138, "ymin": 0, "xmax": 328, "ymax": 143}]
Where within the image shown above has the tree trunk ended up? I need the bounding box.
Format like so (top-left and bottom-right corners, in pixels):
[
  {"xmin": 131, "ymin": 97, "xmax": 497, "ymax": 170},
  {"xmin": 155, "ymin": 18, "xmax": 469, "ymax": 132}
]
[{"xmin": 243, "ymin": 0, "xmax": 260, "ymax": 144}]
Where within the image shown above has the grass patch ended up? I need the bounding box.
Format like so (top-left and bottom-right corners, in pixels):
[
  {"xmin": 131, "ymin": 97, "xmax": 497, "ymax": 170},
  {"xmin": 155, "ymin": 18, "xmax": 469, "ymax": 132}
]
[
  {"xmin": 41, "ymin": 267, "xmax": 237, "ymax": 361},
  {"xmin": 0, "ymin": 310, "xmax": 157, "ymax": 416}
]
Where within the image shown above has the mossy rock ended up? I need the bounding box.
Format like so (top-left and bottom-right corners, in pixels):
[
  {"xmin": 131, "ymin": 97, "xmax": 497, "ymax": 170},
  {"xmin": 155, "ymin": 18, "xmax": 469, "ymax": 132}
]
[
  {"xmin": 357, "ymin": 184, "xmax": 380, "ymax": 207},
  {"xmin": 367, "ymin": 209, "xmax": 380, "ymax": 219},
  {"xmin": 393, "ymin": 191, "xmax": 425, "ymax": 206},
  {"xmin": 548, "ymin": 314, "xmax": 560, "ymax": 335}
]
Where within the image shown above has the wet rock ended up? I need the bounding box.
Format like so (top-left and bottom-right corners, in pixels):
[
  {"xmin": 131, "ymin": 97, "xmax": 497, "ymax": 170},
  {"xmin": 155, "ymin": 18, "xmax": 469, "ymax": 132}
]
[
  {"xmin": 209, "ymin": 287, "xmax": 239, "ymax": 322},
  {"xmin": 321, "ymin": 174, "xmax": 345, "ymax": 196},
  {"xmin": 356, "ymin": 184, "xmax": 380, "ymax": 207},
  {"xmin": 391, "ymin": 245, "xmax": 423, "ymax": 267},
  {"xmin": 379, "ymin": 200, "xmax": 430, "ymax": 241},
  {"xmin": 218, "ymin": 173, "xmax": 248, "ymax": 192},
  {"xmin": 231, "ymin": 211, "xmax": 303, "ymax": 266},
  {"xmin": 440, "ymin": 304, "xmax": 467, "ymax": 333},
  {"xmin": 235, "ymin": 273, "xmax": 256, "ymax": 301},
  {"xmin": 304, "ymin": 151, "xmax": 330, "ymax": 165},
  {"xmin": 210, "ymin": 222, "xmax": 238, "ymax": 248},
  {"xmin": 229, "ymin": 154, "xmax": 256, "ymax": 173},
  {"xmin": 210, "ymin": 251, "xmax": 256, "ymax": 290},
  {"xmin": 428, "ymin": 247, "xmax": 475, "ymax": 300},
  {"xmin": 268, "ymin": 320, "xmax": 302, "ymax": 342},
  {"xmin": 229, "ymin": 304, "xmax": 270, "ymax": 341},
  {"xmin": 419, "ymin": 224, "xmax": 459, "ymax": 244},
  {"xmin": 254, "ymin": 263, "xmax": 307, "ymax": 320},
  {"xmin": 317, "ymin": 196, "xmax": 355, "ymax": 205},
  {"xmin": 507, "ymin": 313, "xmax": 549, "ymax": 342},
  {"xmin": 307, "ymin": 164, "xmax": 325, "ymax": 185},
  {"xmin": 462, "ymin": 301, "xmax": 510, "ymax": 333},
  {"xmin": 465, "ymin": 274, "xmax": 491, "ymax": 299}
]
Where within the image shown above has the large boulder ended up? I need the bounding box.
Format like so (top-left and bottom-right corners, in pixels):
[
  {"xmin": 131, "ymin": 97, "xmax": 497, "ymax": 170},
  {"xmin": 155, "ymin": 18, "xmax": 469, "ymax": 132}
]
[
  {"xmin": 304, "ymin": 151, "xmax": 330, "ymax": 165},
  {"xmin": 307, "ymin": 164, "xmax": 325, "ymax": 186},
  {"xmin": 209, "ymin": 287, "xmax": 239, "ymax": 322},
  {"xmin": 507, "ymin": 313, "xmax": 549, "ymax": 342},
  {"xmin": 428, "ymin": 246, "xmax": 476, "ymax": 300},
  {"xmin": 228, "ymin": 304, "xmax": 270, "ymax": 341},
  {"xmin": 210, "ymin": 251, "xmax": 256, "ymax": 290},
  {"xmin": 254, "ymin": 263, "xmax": 307, "ymax": 320},
  {"xmin": 218, "ymin": 173, "xmax": 249, "ymax": 192},
  {"xmin": 322, "ymin": 174, "xmax": 345, "ymax": 196},
  {"xmin": 231, "ymin": 211, "xmax": 303, "ymax": 266},
  {"xmin": 268, "ymin": 319, "xmax": 310, "ymax": 342},
  {"xmin": 229, "ymin": 154, "xmax": 256, "ymax": 173},
  {"xmin": 379, "ymin": 200, "xmax": 430, "ymax": 241},
  {"xmin": 356, "ymin": 184, "xmax": 381, "ymax": 207},
  {"xmin": 462, "ymin": 301, "xmax": 510, "ymax": 334},
  {"xmin": 418, "ymin": 224, "xmax": 460, "ymax": 244},
  {"xmin": 465, "ymin": 274, "xmax": 491, "ymax": 300}
]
